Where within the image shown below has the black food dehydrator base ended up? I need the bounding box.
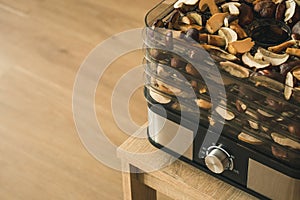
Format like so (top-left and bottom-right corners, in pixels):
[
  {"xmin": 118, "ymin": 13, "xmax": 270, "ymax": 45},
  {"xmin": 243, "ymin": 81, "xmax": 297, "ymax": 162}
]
[{"xmin": 147, "ymin": 130, "xmax": 269, "ymax": 200}]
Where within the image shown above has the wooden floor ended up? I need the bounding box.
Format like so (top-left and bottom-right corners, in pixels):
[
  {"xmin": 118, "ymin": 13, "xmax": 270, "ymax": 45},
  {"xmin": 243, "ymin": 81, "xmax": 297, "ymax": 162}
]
[{"xmin": 0, "ymin": 0, "xmax": 171, "ymax": 199}]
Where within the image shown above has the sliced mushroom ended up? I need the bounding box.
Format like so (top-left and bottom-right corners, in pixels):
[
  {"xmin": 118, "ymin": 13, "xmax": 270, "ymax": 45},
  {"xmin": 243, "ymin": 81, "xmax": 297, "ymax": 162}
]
[
  {"xmin": 195, "ymin": 99, "xmax": 212, "ymax": 110},
  {"xmin": 284, "ymin": 0, "xmax": 296, "ymax": 22},
  {"xmin": 284, "ymin": 71, "xmax": 294, "ymax": 100},
  {"xmin": 224, "ymin": 15, "xmax": 238, "ymax": 27},
  {"xmin": 174, "ymin": 0, "xmax": 199, "ymax": 8},
  {"xmin": 238, "ymin": 132, "xmax": 263, "ymax": 145},
  {"xmin": 186, "ymin": 63, "xmax": 201, "ymax": 78},
  {"xmin": 251, "ymin": 74, "xmax": 284, "ymax": 92},
  {"xmin": 248, "ymin": 120, "xmax": 259, "ymax": 130},
  {"xmin": 181, "ymin": 16, "xmax": 195, "ymax": 25},
  {"xmin": 221, "ymin": 2, "xmax": 241, "ymax": 15},
  {"xmin": 286, "ymin": 47, "xmax": 300, "ymax": 57},
  {"xmin": 208, "ymin": 34, "xmax": 226, "ymax": 47},
  {"xmin": 228, "ymin": 38, "xmax": 255, "ymax": 55},
  {"xmin": 199, "ymin": 34, "xmax": 226, "ymax": 47},
  {"xmin": 219, "ymin": 61, "xmax": 250, "ymax": 78},
  {"xmin": 229, "ymin": 23, "xmax": 248, "ymax": 39},
  {"xmin": 292, "ymin": 66, "xmax": 300, "ymax": 80},
  {"xmin": 216, "ymin": 106, "xmax": 235, "ymax": 120},
  {"xmin": 218, "ymin": 27, "xmax": 238, "ymax": 49},
  {"xmin": 149, "ymin": 89, "xmax": 172, "ymax": 104},
  {"xmin": 186, "ymin": 12, "xmax": 203, "ymax": 26},
  {"xmin": 200, "ymin": 44, "xmax": 239, "ymax": 61},
  {"xmin": 255, "ymin": 47, "xmax": 290, "ymax": 66},
  {"xmin": 156, "ymin": 80, "xmax": 182, "ymax": 96},
  {"xmin": 242, "ymin": 52, "xmax": 270, "ymax": 69},
  {"xmin": 236, "ymin": 99, "xmax": 247, "ymax": 112},
  {"xmin": 272, "ymin": 0, "xmax": 284, "ymax": 4},
  {"xmin": 271, "ymin": 132, "xmax": 300, "ymax": 150},
  {"xmin": 245, "ymin": 110, "xmax": 260, "ymax": 129},
  {"xmin": 257, "ymin": 109, "xmax": 274, "ymax": 118},
  {"xmin": 206, "ymin": 13, "xmax": 228, "ymax": 34},
  {"xmin": 179, "ymin": 24, "xmax": 203, "ymax": 32},
  {"xmin": 198, "ymin": 0, "xmax": 220, "ymax": 15},
  {"xmin": 268, "ymin": 40, "xmax": 297, "ymax": 53}
]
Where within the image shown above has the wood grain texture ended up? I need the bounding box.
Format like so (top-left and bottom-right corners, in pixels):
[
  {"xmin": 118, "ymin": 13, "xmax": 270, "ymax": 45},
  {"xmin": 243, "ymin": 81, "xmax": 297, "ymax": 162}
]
[
  {"xmin": 118, "ymin": 128, "xmax": 258, "ymax": 200},
  {"xmin": 0, "ymin": 0, "xmax": 161, "ymax": 199}
]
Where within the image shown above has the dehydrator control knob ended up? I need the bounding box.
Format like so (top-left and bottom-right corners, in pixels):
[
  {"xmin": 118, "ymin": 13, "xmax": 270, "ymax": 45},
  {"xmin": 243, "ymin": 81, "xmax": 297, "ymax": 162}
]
[{"xmin": 204, "ymin": 146, "xmax": 233, "ymax": 174}]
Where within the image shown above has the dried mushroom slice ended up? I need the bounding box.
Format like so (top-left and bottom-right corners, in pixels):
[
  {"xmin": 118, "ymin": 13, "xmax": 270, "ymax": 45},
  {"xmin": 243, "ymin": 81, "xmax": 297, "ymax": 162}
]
[
  {"xmin": 257, "ymin": 109, "xmax": 274, "ymax": 118},
  {"xmin": 215, "ymin": 106, "xmax": 235, "ymax": 120},
  {"xmin": 221, "ymin": 2, "xmax": 241, "ymax": 15},
  {"xmin": 201, "ymin": 44, "xmax": 239, "ymax": 61},
  {"xmin": 228, "ymin": 38, "xmax": 255, "ymax": 55},
  {"xmin": 251, "ymin": 74, "xmax": 284, "ymax": 92},
  {"xmin": 284, "ymin": 0, "xmax": 296, "ymax": 22},
  {"xmin": 220, "ymin": 61, "xmax": 249, "ymax": 78},
  {"xmin": 156, "ymin": 80, "xmax": 182, "ymax": 96},
  {"xmin": 238, "ymin": 132, "xmax": 263, "ymax": 145},
  {"xmin": 286, "ymin": 48, "xmax": 300, "ymax": 57},
  {"xmin": 174, "ymin": 0, "xmax": 199, "ymax": 9},
  {"xmin": 218, "ymin": 27, "xmax": 238, "ymax": 49},
  {"xmin": 255, "ymin": 47, "xmax": 289, "ymax": 66},
  {"xmin": 236, "ymin": 99, "xmax": 247, "ymax": 112},
  {"xmin": 195, "ymin": 99, "xmax": 212, "ymax": 110},
  {"xmin": 229, "ymin": 23, "xmax": 248, "ymax": 39},
  {"xmin": 206, "ymin": 13, "xmax": 228, "ymax": 34},
  {"xmin": 268, "ymin": 40, "xmax": 297, "ymax": 53},
  {"xmin": 292, "ymin": 66, "xmax": 300, "ymax": 80},
  {"xmin": 205, "ymin": 34, "xmax": 226, "ymax": 47},
  {"xmin": 149, "ymin": 89, "xmax": 172, "ymax": 104},
  {"xmin": 284, "ymin": 72, "xmax": 294, "ymax": 100},
  {"xmin": 198, "ymin": 0, "xmax": 220, "ymax": 15},
  {"xmin": 271, "ymin": 132, "xmax": 300, "ymax": 150},
  {"xmin": 186, "ymin": 12, "xmax": 203, "ymax": 26},
  {"xmin": 242, "ymin": 52, "xmax": 270, "ymax": 69}
]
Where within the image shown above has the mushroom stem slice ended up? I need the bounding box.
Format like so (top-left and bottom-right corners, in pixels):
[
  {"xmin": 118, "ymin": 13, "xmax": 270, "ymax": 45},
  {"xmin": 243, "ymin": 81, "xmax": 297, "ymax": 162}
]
[
  {"xmin": 286, "ymin": 47, "xmax": 300, "ymax": 57},
  {"xmin": 268, "ymin": 40, "xmax": 297, "ymax": 53}
]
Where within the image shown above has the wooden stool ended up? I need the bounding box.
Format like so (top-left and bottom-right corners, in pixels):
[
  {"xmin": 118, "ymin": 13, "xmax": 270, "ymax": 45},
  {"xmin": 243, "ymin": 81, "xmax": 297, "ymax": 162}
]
[{"xmin": 117, "ymin": 127, "xmax": 257, "ymax": 200}]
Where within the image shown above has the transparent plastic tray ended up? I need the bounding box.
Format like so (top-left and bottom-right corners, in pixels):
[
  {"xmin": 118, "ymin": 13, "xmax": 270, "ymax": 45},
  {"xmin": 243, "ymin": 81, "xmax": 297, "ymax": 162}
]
[{"xmin": 143, "ymin": 0, "xmax": 300, "ymax": 168}]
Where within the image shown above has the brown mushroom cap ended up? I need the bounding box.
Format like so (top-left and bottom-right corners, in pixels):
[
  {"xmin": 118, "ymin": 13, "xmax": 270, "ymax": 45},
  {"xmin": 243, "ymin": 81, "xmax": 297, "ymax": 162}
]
[
  {"xmin": 228, "ymin": 38, "xmax": 255, "ymax": 55},
  {"xmin": 206, "ymin": 13, "xmax": 228, "ymax": 34}
]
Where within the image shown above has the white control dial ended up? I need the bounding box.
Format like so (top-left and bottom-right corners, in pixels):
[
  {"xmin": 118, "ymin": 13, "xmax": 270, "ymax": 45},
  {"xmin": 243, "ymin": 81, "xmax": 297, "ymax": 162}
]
[{"xmin": 204, "ymin": 146, "xmax": 233, "ymax": 174}]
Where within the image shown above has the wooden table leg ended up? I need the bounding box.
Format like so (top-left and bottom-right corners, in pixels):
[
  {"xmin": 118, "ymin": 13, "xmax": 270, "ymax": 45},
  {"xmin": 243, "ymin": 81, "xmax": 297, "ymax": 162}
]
[{"xmin": 122, "ymin": 162, "xmax": 157, "ymax": 200}]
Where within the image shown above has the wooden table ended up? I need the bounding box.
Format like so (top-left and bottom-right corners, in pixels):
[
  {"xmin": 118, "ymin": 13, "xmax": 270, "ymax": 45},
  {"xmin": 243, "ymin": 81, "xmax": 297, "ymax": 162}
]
[{"xmin": 117, "ymin": 127, "xmax": 257, "ymax": 200}]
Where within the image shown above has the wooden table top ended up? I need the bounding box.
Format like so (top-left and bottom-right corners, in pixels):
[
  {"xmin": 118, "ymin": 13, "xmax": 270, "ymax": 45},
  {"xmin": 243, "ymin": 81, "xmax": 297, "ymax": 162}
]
[
  {"xmin": 117, "ymin": 127, "xmax": 258, "ymax": 200},
  {"xmin": 0, "ymin": 0, "xmax": 161, "ymax": 199}
]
